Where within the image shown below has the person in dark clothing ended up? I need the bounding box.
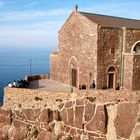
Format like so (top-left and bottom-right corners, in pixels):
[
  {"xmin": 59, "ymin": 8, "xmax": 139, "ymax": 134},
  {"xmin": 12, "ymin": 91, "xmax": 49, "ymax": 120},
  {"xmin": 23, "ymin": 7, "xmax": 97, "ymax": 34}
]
[
  {"xmin": 17, "ymin": 79, "xmax": 30, "ymax": 88},
  {"xmin": 90, "ymin": 80, "xmax": 96, "ymax": 89},
  {"xmin": 116, "ymin": 83, "xmax": 120, "ymax": 90},
  {"xmin": 82, "ymin": 83, "xmax": 86, "ymax": 90}
]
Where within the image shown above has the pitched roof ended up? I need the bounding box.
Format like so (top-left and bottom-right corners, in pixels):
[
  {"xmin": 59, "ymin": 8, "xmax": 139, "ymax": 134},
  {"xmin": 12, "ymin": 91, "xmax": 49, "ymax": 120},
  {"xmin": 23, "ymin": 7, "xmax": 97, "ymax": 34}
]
[{"xmin": 80, "ymin": 12, "xmax": 140, "ymax": 29}]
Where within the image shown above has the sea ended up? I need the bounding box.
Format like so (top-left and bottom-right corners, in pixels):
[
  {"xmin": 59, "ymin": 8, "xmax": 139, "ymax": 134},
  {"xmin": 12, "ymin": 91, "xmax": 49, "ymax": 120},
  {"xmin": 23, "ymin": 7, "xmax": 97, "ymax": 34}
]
[{"xmin": 0, "ymin": 47, "xmax": 56, "ymax": 105}]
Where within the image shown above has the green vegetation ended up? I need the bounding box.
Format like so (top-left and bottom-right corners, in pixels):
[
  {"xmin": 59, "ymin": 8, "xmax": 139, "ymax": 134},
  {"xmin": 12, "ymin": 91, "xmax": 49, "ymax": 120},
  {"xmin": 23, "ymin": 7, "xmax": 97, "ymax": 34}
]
[
  {"xmin": 137, "ymin": 115, "xmax": 140, "ymax": 122},
  {"xmin": 33, "ymin": 129, "xmax": 39, "ymax": 138},
  {"xmin": 67, "ymin": 135, "xmax": 73, "ymax": 140},
  {"xmin": 34, "ymin": 96, "xmax": 43, "ymax": 101},
  {"xmin": 87, "ymin": 96, "xmax": 95, "ymax": 102},
  {"xmin": 56, "ymin": 99, "xmax": 62, "ymax": 102}
]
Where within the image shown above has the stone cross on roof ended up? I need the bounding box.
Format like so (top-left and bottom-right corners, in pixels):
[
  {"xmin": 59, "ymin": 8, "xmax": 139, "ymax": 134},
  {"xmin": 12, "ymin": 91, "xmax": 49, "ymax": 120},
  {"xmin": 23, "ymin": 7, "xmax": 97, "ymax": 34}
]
[{"xmin": 75, "ymin": 4, "xmax": 78, "ymax": 11}]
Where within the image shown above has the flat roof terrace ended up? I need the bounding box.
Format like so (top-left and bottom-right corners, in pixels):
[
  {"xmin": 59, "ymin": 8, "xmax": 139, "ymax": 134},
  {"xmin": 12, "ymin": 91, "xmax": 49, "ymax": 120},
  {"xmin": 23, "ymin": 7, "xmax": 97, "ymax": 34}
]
[{"xmin": 29, "ymin": 79, "xmax": 72, "ymax": 93}]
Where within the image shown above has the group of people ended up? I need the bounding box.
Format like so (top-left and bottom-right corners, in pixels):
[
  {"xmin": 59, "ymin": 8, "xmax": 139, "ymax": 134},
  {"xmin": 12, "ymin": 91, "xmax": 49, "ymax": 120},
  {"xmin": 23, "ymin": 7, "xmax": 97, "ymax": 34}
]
[
  {"xmin": 8, "ymin": 79, "xmax": 30, "ymax": 88},
  {"xmin": 79, "ymin": 80, "xmax": 96, "ymax": 90},
  {"xmin": 79, "ymin": 80, "xmax": 121, "ymax": 90}
]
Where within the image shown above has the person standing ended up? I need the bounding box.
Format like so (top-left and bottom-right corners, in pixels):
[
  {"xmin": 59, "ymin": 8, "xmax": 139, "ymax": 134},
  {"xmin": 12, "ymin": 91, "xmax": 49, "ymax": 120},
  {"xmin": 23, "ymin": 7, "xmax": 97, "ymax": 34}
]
[
  {"xmin": 8, "ymin": 82, "xmax": 13, "ymax": 88},
  {"xmin": 90, "ymin": 80, "xmax": 95, "ymax": 89},
  {"xmin": 13, "ymin": 80, "xmax": 17, "ymax": 87}
]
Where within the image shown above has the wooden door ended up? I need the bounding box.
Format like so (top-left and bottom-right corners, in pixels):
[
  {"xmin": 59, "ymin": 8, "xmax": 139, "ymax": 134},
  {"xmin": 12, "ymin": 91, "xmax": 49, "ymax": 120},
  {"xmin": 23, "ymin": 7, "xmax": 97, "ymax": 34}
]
[
  {"xmin": 72, "ymin": 69, "xmax": 77, "ymax": 87},
  {"xmin": 108, "ymin": 73, "xmax": 114, "ymax": 89}
]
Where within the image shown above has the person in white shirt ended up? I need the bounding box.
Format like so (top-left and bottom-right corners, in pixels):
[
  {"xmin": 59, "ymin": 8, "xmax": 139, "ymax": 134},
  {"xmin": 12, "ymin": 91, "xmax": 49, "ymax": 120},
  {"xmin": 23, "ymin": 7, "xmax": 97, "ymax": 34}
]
[
  {"xmin": 8, "ymin": 82, "xmax": 13, "ymax": 88},
  {"xmin": 13, "ymin": 80, "xmax": 17, "ymax": 87}
]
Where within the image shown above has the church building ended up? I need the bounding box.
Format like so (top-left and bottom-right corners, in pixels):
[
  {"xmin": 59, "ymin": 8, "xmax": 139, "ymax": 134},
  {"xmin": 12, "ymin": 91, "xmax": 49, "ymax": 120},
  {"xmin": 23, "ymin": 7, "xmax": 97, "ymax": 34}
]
[{"xmin": 50, "ymin": 9, "xmax": 140, "ymax": 91}]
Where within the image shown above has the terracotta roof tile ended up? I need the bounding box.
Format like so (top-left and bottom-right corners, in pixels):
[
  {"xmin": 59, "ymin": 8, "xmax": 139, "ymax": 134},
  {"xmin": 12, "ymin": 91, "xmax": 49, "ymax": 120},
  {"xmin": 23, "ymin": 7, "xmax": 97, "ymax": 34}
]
[
  {"xmin": 52, "ymin": 51, "xmax": 59, "ymax": 55},
  {"xmin": 80, "ymin": 12, "xmax": 140, "ymax": 29}
]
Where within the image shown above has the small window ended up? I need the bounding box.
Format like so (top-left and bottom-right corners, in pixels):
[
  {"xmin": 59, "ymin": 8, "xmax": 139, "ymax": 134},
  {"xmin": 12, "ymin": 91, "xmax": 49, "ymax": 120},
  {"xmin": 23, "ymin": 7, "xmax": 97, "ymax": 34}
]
[
  {"xmin": 89, "ymin": 72, "xmax": 92, "ymax": 78},
  {"xmin": 133, "ymin": 43, "xmax": 140, "ymax": 53},
  {"xmin": 111, "ymin": 47, "xmax": 115, "ymax": 54}
]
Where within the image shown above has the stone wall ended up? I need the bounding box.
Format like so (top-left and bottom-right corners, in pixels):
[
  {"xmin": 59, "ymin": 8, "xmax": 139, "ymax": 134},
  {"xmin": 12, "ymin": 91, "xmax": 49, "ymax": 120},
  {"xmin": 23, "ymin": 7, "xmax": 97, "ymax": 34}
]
[
  {"xmin": 4, "ymin": 86, "xmax": 140, "ymax": 109},
  {"xmin": 1, "ymin": 94, "xmax": 140, "ymax": 140},
  {"xmin": 50, "ymin": 52, "xmax": 60, "ymax": 82},
  {"xmin": 27, "ymin": 74, "xmax": 48, "ymax": 81},
  {"xmin": 133, "ymin": 54, "xmax": 140, "ymax": 90},
  {"xmin": 123, "ymin": 54, "xmax": 140, "ymax": 91},
  {"xmin": 50, "ymin": 11, "xmax": 98, "ymax": 88},
  {"xmin": 50, "ymin": 11, "xmax": 140, "ymax": 91},
  {"xmin": 125, "ymin": 29, "xmax": 140, "ymax": 53},
  {"xmin": 0, "ymin": 108, "xmax": 64, "ymax": 140},
  {"xmin": 123, "ymin": 54, "xmax": 133, "ymax": 90},
  {"xmin": 59, "ymin": 97, "xmax": 140, "ymax": 140},
  {"xmin": 3, "ymin": 87, "xmax": 72, "ymax": 110},
  {"xmin": 97, "ymin": 27, "xmax": 121, "ymax": 89}
]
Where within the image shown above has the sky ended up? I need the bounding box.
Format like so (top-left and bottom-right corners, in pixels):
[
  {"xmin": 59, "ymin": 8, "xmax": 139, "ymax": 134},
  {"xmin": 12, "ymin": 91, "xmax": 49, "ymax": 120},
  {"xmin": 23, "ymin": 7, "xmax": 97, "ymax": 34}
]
[{"xmin": 0, "ymin": 0, "xmax": 140, "ymax": 49}]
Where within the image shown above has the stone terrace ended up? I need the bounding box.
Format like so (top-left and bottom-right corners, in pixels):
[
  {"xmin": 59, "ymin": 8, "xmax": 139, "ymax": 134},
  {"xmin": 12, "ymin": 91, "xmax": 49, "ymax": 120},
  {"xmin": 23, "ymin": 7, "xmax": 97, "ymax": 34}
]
[{"xmin": 29, "ymin": 79, "xmax": 72, "ymax": 93}]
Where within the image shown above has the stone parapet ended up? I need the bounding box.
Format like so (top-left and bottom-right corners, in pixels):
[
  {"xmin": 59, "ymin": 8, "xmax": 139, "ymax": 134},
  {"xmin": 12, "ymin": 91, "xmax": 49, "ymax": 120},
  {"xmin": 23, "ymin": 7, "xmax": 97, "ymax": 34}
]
[
  {"xmin": 3, "ymin": 86, "xmax": 140, "ymax": 109},
  {"xmin": 3, "ymin": 87, "xmax": 72, "ymax": 110},
  {"xmin": 80, "ymin": 89, "xmax": 140, "ymax": 103},
  {"xmin": 27, "ymin": 74, "xmax": 48, "ymax": 81}
]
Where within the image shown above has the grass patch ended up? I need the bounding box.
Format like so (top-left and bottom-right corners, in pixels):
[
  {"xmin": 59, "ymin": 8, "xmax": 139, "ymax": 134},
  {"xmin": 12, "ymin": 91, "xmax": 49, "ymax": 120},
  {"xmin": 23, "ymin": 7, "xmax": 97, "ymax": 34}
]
[
  {"xmin": 67, "ymin": 135, "xmax": 73, "ymax": 140},
  {"xmin": 34, "ymin": 96, "xmax": 43, "ymax": 101},
  {"xmin": 87, "ymin": 96, "xmax": 95, "ymax": 102},
  {"xmin": 137, "ymin": 115, "xmax": 140, "ymax": 122},
  {"xmin": 56, "ymin": 99, "xmax": 62, "ymax": 102}
]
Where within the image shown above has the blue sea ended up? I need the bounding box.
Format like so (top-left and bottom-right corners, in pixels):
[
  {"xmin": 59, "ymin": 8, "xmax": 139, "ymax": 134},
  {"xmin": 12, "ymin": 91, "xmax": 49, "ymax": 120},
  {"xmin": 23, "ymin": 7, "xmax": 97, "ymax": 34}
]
[{"xmin": 0, "ymin": 47, "xmax": 56, "ymax": 104}]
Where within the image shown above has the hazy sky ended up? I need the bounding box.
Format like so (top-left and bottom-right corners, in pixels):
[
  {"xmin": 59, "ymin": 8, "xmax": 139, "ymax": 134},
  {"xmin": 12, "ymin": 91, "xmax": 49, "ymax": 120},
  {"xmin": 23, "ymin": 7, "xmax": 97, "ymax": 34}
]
[{"xmin": 0, "ymin": 0, "xmax": 140, "ymax": 49}]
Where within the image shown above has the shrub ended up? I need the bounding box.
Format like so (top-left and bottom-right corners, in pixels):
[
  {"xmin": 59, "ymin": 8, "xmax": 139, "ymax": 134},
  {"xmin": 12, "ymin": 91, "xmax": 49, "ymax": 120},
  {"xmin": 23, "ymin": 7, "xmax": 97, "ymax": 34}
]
[
  {"xmin": 67, "ymin": 135, "xmax": 73, "ymax": 140},
  {"xmin": 87, "ymin": 96, "xmax": 95, "ymax": 102},
  {"xmin": 33, "ymin": 129, "xmax": 39, "ymax": 138},
  {"xmin": 137, "ymin": 115, "xmax": 140, "ymax": 122},
  {"xmin": 56, "ymin": 99, "xmax": 62, "ymax": 102},
  {"xmin": 34, "ymin": 96, "xmax": 43, "ymax": 101}
]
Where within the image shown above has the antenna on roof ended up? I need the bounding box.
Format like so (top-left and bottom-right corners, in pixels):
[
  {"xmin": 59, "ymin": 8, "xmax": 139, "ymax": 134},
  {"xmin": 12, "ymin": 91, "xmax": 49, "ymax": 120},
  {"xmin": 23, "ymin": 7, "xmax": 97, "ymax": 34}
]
[{"xmin": 75, "ymin": 3, "xmax": 78, "ymax": 11}]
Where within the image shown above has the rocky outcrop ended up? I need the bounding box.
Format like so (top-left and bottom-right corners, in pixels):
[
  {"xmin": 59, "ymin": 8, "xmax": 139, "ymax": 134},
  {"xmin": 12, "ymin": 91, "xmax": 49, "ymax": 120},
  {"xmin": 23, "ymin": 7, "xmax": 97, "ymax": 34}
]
[
  {"xmin": 0, "ymin": 97, "xmax": 140, "ymax": 140},
  {"xmin": 114, "ymin": 103, "xmax": 139, "ymax": 139},
  {"xmin": 59, "ymin": 98, "xmax": 140, "ymax": 140},
  {"xmin": 0, "ymin": 108, "xmax": 63, "ymax": 140},
  {"xmin": 60, "ymin": 98, "xmax": 108, "ymax": 139}
]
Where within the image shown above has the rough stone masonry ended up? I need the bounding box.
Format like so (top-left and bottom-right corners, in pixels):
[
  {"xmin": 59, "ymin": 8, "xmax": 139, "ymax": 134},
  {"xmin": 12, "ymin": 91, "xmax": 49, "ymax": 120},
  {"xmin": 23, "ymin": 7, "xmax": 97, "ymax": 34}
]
[
  {"xmin": 2, "ymin": 88, "xmax": 140, "ymax": 140},
  {"xmin": 50, "ymin": 10, "xmax": 140, "ymax": 91}
]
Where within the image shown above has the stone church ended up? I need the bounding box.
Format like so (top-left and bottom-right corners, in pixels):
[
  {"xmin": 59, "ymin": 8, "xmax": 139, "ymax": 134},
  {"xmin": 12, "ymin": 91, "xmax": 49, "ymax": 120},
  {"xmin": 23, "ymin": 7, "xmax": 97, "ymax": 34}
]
[{"xmin": 50, "ymin": 9, "xmax": 140, "ymax": 91}]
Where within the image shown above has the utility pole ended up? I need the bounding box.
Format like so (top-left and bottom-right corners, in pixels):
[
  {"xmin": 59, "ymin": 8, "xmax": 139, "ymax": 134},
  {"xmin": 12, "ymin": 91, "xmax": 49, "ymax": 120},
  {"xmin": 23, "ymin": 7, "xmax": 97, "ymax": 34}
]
[{"xmin": 29, "ymin": 59, "xmax": 32, "ymax": 76}]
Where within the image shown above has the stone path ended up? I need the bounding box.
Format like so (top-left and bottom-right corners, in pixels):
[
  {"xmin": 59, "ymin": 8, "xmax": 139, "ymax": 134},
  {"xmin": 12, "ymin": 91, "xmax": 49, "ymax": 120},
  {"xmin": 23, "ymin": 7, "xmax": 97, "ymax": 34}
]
[{"xmin": 29, "ymin": 79, "xmax": 72, "ymax": 93}]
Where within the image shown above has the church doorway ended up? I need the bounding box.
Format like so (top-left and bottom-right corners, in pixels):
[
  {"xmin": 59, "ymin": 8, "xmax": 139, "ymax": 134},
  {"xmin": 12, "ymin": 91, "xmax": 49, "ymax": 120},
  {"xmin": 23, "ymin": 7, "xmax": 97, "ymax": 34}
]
[
  {"xmin": 107, "ymin": 67, "xmax": 115, "ymax": 89},
  {"xmin": 72, "ymin": 69, "xmax": 77, "ymax": 87}
]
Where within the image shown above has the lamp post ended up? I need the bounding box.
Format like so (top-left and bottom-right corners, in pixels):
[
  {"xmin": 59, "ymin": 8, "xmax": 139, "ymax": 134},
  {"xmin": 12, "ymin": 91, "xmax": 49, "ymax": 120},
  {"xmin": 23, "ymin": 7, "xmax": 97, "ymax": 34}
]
[{"xmin": 29, "ymin": 59, "xmax": 32, "ymax": 76}]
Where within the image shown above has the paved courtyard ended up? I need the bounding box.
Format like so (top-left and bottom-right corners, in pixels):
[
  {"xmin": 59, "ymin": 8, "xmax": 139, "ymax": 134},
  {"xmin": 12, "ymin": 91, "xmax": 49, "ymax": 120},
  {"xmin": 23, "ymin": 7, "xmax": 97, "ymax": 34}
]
[{"xmin": 29, "ymin": 79, "xmax": 72, "ymax": 93}]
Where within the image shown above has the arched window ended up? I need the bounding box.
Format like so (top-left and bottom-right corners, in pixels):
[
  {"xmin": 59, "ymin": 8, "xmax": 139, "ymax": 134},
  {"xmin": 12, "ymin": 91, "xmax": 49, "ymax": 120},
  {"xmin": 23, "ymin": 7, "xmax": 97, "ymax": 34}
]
[
  {"xmin": 108, "ymin": 67, "xmax": 115, "ymax": 72},
  {"xmin": 133, "ymin": 42, "xmax": 140, "ymax": 53}
]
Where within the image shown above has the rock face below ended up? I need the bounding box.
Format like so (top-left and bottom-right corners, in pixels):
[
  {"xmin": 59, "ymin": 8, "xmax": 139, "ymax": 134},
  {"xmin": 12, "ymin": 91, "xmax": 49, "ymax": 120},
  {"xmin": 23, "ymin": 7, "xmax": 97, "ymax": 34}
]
[
  {"xmin": 114, "ymin": 103, "xmax": 139, "ymax": 139},
  {"xmin": 0, "ymin": 97, "xmax": 140, "ymax": 140}
]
